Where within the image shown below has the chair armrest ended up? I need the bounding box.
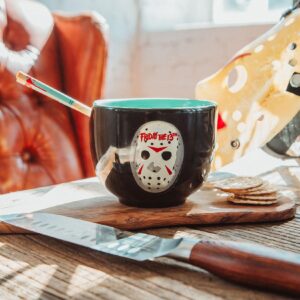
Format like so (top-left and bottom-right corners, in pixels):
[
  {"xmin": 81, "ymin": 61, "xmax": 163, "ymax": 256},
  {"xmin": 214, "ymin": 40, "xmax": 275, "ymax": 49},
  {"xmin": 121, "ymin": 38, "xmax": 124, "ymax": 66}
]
[{"xmin": 54, "ymin": 12, "xmax": 108, "ymax": 176}]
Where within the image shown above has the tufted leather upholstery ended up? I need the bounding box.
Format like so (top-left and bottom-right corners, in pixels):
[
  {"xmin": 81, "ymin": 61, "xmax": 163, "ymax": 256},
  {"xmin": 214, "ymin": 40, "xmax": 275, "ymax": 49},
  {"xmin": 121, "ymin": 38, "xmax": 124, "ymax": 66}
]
[{"xmin": 0, "ymin": 0, "xmax": 107, "ymax": 193}]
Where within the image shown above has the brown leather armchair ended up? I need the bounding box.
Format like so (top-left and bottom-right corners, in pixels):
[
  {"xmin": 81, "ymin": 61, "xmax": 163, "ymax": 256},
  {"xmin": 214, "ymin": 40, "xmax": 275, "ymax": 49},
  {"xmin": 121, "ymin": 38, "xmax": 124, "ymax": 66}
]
[{"xmin": 0, "ymin": 0, "xmax": 108, "ymax": 193}]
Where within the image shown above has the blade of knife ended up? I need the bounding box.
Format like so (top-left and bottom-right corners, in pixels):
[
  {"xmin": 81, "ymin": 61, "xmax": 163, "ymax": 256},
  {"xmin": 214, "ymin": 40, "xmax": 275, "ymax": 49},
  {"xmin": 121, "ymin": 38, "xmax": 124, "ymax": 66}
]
[
  {"xmin": 2, "ymin": 212, "xmax": 300, "ymax": 296},
  {"xmin": 0, "ymin": 213, "xmax": 183, "ymax": 261}
]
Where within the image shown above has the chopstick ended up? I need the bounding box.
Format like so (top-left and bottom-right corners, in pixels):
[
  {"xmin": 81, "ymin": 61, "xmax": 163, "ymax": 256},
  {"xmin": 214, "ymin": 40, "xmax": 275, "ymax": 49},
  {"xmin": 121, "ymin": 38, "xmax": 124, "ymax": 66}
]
[{"xmin": 16, "ymin": 71, "xmax": 92, "ymax": 117}]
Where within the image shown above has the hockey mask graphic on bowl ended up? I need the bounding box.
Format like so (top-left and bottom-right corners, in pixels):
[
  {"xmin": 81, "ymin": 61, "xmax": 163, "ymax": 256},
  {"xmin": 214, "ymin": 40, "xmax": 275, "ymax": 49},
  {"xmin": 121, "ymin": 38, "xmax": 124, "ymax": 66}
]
[{"xmin": 131, "ymin": 121, "xmax": 184, "ymax": 193}]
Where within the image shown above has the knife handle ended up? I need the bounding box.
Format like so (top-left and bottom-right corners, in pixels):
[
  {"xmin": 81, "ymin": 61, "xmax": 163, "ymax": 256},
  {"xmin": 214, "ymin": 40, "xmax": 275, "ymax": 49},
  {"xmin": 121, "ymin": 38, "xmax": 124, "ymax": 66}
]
[{"xmin": 188, "ymin": 239, "xmax": 300, "ymax": 295}]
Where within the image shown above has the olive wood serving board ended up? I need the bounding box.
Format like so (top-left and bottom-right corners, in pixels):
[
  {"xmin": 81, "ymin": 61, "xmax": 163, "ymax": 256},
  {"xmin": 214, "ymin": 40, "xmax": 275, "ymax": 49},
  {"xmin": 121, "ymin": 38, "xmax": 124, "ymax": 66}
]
[{"xmin": 0, "ymin": 177, "xmax": 296, "ymax": 234}]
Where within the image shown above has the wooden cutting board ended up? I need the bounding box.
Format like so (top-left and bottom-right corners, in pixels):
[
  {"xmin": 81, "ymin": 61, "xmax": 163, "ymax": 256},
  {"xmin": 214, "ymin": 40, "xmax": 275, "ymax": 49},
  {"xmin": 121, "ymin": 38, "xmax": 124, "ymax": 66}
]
[{"xmin": 0, "ymin": 177, "xmax": 296, "ymax": 233}]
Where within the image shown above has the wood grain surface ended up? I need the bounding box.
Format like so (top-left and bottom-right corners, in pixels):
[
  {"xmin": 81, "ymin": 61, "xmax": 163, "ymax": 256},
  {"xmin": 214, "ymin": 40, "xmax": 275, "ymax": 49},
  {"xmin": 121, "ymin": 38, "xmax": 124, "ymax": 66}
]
[
  {"xmin": 0, "ymin": 149, "xmax": 299, "ymax": 299},
  {"xmin": 0, "ymin": 213, "xmax": 299, "ymax": 300},
  {"xmin": 0, "ymin": 180, "xmax": 296, "ymax": 234}
]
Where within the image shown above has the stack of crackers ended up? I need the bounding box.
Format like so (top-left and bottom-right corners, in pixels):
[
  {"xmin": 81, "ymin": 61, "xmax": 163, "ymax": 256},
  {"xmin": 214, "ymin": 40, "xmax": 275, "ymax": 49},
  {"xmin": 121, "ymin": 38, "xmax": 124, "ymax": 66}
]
[{"xmin": 214, "ymin": 176, "xmax": 278, "ymax": 205}]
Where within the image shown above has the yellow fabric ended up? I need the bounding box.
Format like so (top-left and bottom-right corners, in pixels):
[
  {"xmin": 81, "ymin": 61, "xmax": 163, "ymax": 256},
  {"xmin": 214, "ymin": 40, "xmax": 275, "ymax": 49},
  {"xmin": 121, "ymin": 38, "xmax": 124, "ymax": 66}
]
[{"xmin": 196, "ymin": 9, "xmax": 300, "ymax": 170}]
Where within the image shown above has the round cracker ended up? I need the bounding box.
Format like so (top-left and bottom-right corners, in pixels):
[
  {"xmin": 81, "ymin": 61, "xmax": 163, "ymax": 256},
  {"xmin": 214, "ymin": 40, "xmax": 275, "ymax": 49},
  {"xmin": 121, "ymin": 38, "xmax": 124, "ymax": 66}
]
[
  {"xmin": 235, "ymin": 193, "xmax": 277, "ymax": 201},
  {"xmin": 238, "ymin": 189, "xmax": 277, "ymax": 196},
  {"xmin": 233, "ymin": 182, "xmax": 266, "ymax": 193},
  {"xmin": 215, "ymin": 176, "xmax": 263, "ymax": 192},
  {"xmin": 234, "ymin": 182, "xmax": 277, "ymax": 195},
  {"xmin": 228, "ymin": 198, "xmax": 278, "ymax": 205}
]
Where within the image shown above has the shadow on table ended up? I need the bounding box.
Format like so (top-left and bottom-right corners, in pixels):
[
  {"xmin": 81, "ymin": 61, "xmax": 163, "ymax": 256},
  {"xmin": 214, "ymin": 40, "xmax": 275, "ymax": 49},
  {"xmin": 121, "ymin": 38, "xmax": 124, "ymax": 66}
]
[{"xmin": 0, "ymin": 236, "xmax": 278, "ymax": 299}]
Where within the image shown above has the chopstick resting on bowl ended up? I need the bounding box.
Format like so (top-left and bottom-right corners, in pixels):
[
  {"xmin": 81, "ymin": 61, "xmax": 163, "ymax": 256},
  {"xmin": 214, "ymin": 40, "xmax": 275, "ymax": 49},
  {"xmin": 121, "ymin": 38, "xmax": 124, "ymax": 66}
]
[{"xmin": 16, "ymin": 71, "xmax": 92, "ymax": 117}]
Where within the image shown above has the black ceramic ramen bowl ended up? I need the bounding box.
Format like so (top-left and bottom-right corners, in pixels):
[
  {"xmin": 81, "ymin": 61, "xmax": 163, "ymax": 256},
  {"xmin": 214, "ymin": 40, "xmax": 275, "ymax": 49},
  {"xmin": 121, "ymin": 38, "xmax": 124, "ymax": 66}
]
[{"xmin": 90, "ymin": 98, "xmax": 216, "ymax": 208}]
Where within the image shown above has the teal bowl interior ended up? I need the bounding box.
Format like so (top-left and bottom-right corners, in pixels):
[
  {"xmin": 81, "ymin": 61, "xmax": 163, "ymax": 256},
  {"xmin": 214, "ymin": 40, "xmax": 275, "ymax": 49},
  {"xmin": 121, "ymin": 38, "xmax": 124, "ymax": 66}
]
[{"xmin": 93, "ymin": 98, "xmax": 216, "ymax": 110}]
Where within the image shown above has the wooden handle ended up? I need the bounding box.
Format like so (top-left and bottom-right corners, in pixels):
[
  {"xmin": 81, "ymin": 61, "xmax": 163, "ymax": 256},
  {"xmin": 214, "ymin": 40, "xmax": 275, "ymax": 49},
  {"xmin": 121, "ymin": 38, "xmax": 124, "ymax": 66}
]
[{"xmin": 189, "ymin": 239, "xmax": 300, "ymax": 295}]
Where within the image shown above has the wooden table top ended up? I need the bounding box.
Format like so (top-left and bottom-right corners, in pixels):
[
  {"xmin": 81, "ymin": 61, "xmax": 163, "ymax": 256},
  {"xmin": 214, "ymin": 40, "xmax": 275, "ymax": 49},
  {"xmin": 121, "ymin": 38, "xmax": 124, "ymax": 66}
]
[{"xmin": 0, "ymin": 148, "xmax": 299, "ymax": 300}]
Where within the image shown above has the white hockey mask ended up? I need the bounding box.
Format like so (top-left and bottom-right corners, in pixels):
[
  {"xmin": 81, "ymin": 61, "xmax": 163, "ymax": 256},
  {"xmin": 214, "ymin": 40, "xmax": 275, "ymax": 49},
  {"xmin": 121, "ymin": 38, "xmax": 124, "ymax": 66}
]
[{"xmin": 131, "ymin": 121, "xmax": 184, "ymax": 193}]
